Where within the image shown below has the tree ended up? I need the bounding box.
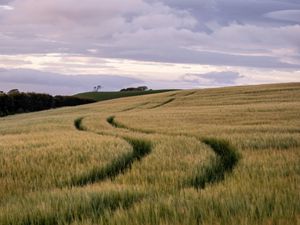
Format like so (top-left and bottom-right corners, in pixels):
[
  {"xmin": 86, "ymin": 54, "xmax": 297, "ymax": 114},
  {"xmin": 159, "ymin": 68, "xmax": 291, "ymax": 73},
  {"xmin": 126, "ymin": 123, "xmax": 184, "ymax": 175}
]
[
  {"xmin": 93, "ymin": 85, "xmax": 102, "ymax": 92},
  {"xmin": 137, "ymin": 86, "xmax": 148, "ymax": 91},
  {"xmin": 8, "ymin": 89, "xmax": 19, "ymax": 95}
]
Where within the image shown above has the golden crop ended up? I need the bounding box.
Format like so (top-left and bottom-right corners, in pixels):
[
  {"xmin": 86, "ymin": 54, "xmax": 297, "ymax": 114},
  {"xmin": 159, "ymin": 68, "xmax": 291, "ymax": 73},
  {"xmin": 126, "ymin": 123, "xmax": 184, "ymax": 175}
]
[{"xmin": 0, "ymin": 83, "xmax": 299, "ymax": 225}]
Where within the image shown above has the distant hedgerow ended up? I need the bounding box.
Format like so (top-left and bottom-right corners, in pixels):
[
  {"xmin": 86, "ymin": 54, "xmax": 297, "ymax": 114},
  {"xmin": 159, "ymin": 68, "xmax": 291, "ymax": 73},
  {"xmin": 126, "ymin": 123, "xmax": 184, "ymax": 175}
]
[{"xmin": 0, "ymin": 92, "xmax": 95, "ymax": 117}]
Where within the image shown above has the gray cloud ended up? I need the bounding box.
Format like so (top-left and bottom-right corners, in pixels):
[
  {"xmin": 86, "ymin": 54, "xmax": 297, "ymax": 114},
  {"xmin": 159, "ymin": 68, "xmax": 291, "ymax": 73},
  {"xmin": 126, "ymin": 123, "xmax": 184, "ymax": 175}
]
[
  {"xmin": 0, "ymin": 0, "xmax": 11, "ymax": 4},
  {"xmin": 0, "ymin": 68, "xmax": 143, "ymax": 95},
  {"xmin": 0, "ymin": 0, "xmax": 299, "ymax": 71},
  {"xmin": 160, "ymin": 0, "xmax": 300, "ymax": 26}
]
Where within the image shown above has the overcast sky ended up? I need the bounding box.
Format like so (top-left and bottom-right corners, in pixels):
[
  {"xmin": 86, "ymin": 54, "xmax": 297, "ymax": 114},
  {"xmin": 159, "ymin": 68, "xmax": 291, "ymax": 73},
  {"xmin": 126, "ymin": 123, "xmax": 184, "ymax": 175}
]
[{"xmin": 0, "ymin": 0, "xmax": 299, "ymax": 94}]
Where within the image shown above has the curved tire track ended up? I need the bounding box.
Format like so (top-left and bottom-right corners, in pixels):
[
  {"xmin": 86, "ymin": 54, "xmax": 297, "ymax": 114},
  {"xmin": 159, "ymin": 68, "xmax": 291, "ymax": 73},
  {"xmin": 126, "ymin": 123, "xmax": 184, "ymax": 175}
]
[
  {"xmin": 184, "ymin": 91, "xmax": 196, "ymax": 97},
  {"xmin": 189, "ymin": 138, "xmax": 240, "ymax": 189},
  {"xmin": 149, "ymin": 98, "xmax": 175, "ymax": 109},
  {"xmin": 107, "ymin": 116, "xmax": 154, "ymax": 134},
  {"xmin": 106, "ymin": 116, "xmax": 240, "ymax": 190},
  {"xmin": 74, "ymin": 117, "xmax": 85, "ymax": 131},
  {"xmin": 120, "ymin": 102, "xmax": 150, "ymax": 112},
  {"xmin": 72, "ymin": 117, "xmax": 152, "ymax": 186}
]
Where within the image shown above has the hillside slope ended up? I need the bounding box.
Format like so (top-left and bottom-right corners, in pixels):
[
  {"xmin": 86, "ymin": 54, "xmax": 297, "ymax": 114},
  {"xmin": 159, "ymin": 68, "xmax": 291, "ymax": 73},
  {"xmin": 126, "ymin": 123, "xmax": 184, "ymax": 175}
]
[
  {"xmin": 0, "ymin": 83, "xmax": 299, "ymax": 225},
  {"xmin": 74, "ymin": 89, "xmax": 175, "ymax": 101}
]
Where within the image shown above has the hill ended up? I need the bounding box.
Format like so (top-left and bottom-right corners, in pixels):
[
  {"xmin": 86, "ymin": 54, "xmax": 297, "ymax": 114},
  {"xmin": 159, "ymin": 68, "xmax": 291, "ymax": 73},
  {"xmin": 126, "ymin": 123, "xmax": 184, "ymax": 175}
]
[
  {"xmin": 0, "ymin": 83, "xmax": 299, "ymax": 225},
  {"xmin": 74, "ymin": 89, "xmax": 176, "ymax": 102}
]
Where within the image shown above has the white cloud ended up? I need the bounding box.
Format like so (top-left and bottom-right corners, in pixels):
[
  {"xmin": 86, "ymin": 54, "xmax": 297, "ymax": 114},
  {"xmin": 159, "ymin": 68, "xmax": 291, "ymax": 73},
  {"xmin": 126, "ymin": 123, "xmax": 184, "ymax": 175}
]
[
  {"xmin": 0, "ymin": 5, "xmax": 13, "ymax": 10},
  {"xmin": 264, "ymin": 10, "xmax": 300, "ymax": 23},
  {"xmin": 183, "ymin": 71, "xmax": 243, "ymax": 86}
]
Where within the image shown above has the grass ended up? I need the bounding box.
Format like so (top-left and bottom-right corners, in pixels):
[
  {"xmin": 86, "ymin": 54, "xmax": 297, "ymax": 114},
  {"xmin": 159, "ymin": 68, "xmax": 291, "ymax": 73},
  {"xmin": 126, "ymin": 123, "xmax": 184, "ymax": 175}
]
[
  {"xmin": 0, "ymin": 189, "xmax": 143, "ymax": 225},
  {"xmin": 0, "ymin": 82, "xmax": 299, "ymax": 224},
  {"xmin": 74, "ymin": 90, "xmax": 176, "ymax": 102}
]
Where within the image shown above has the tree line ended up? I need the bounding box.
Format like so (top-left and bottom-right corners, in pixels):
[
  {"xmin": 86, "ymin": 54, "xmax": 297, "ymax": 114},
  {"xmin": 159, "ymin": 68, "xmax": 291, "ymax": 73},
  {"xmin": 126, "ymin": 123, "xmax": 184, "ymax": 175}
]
[
  {"xmin": 120, "ymin": 86, "xmax": 149, "ymax": 92},
  {"xmin": 0, "ymin": 90, "xmax": 95, "ymax": 117}
]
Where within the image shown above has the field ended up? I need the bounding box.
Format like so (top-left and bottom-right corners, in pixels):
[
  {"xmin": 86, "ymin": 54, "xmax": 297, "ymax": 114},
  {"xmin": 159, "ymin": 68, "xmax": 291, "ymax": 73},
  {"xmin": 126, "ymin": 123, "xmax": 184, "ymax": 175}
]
[
  {"xmin": 74, "ymin": 90, "xmax": 175, "ymax": 102},
  {"xmin": 0, "ymin": 83, "xmax": 299, "ymax": 225}
]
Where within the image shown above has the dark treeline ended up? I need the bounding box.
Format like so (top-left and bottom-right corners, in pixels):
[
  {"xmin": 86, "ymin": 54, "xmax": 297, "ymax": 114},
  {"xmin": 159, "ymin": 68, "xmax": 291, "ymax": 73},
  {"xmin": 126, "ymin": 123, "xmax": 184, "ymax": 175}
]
[
  {"xmin": 120, "ymin": 86, "xmax": 149, "ymax": 92},
  {"xmin": 0, "ymin": 92, "xmax": 95, "ymax": 117}
]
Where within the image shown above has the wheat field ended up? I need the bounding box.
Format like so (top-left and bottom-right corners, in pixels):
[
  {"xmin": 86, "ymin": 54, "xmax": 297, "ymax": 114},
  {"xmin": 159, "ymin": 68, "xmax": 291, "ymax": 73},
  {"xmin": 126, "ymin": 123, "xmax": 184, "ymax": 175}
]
[{"xmin": 0, "ymin": 83, "xmax": 299, "ymax": 225}]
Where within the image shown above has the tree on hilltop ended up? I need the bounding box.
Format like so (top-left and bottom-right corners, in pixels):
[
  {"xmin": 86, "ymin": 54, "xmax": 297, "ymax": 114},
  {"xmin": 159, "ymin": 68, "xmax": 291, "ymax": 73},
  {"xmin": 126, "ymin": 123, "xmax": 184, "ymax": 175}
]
[{"xmin": 93, "ymin": 85, "xmax": 102, "ymax": 92}]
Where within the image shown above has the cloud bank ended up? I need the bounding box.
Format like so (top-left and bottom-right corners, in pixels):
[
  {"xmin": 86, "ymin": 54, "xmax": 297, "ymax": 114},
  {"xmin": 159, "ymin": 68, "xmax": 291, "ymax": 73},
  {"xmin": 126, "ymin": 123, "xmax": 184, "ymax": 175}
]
[{"xmin": 0, "ymin": 68, "xmax": 142, "ymax": 95}]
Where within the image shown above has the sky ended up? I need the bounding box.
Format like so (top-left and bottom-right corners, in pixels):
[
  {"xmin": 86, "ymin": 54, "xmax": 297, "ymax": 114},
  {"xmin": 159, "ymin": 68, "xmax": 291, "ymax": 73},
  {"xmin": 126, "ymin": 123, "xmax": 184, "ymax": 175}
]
[{"xmin": 0, "ymin": 0, "xmax": 299, "ymax": 95}]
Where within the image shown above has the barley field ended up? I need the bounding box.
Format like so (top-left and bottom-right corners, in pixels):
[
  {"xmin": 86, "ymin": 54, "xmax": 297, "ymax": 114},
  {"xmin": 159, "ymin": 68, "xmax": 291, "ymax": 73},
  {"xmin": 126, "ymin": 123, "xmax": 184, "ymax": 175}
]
[{"xmin": 0, "ymin": 83, "xmax": 299, "ymax": 225}]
